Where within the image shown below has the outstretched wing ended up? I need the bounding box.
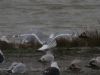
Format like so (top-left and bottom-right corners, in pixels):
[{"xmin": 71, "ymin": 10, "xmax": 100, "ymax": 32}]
[
  {"xmin": 54, "ymin": 33, "xmax": 77, "ymax": 41},
  {"xmin": 38, "ymin": 37, "xmax": 57, "ymax": 51},
  {"xmin": 38, "ymin": 32, "xmax": 78, "ymax": 51},
  {"xmin": 19, "ymin": 34, "xmax": 43, "ymax": 45},
  {"xmin": 17, "ymin": 33, "xmax": 47, "ymax": 45}
]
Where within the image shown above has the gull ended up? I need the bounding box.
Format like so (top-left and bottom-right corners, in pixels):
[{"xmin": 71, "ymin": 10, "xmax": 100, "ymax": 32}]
[
  {"xmin": 42, "ymin": 61, "xmax": 60, "ymax": 75},
  {"xmin": 67, "ymin": 59, "xmax": 82, "ymax": 72},
  {"xmin": 86, "ymin": 57, "xmax": 100, "ymax": 69},
  {"xmin": 7, "ymin": 62, "xmax": 27, "ymax": 73},
  {"xmin": 38, "ymin": 51, "xmax": 54, "ymax": 65},
  {"xmin": 38, "ymin": 33, "xmax": 77, "ymax": 51}
]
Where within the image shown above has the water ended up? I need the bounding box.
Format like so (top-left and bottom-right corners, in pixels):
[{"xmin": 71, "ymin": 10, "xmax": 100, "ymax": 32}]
[
  {"xmin": 0, "ymin": 0, "xmax": 100, "ymax": 75},
  {"xmin": 0, "ymin": 0, "xmax": 100, "ymax": 35}
]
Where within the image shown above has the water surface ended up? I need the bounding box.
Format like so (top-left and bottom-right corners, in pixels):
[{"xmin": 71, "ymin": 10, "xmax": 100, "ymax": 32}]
[{"xmin": 0, "ymin": 0, "xmax": 100, "ymax": 35}]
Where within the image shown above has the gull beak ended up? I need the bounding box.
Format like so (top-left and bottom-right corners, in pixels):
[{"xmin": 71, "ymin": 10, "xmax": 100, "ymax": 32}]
[{"xmin": 38, "ymin": 45, "xmax": 49, "ymax": 51}]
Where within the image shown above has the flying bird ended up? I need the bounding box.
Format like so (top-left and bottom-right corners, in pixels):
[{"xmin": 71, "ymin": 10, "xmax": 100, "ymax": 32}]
[{"xmin": 38, "ymin": 33, "xmax": 77, "ymax": 51}]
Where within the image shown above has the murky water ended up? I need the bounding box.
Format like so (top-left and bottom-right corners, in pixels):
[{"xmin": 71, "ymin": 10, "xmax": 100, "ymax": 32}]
[
  {"xmin": 0, "ymin": 0, "xmax": 100, "ymax": 75},
  {"xmin": 0, "ymin": 0, "xmax": 100, "ymax": 35}
]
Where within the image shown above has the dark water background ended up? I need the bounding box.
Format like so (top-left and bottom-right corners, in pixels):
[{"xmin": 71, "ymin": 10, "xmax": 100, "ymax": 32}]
[
  {"xmin": 0, "ymin": 0, "xmax": 100, "ymax": 75},
  {"xmin": 0, "ymin": 0, "xmax": 100, "ymax": 35}
]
